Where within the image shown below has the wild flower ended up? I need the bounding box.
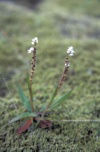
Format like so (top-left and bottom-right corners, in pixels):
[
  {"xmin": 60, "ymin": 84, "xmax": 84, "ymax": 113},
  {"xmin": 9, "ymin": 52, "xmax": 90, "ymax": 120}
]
[
  {"xmin": 10, "ymin": 38, "xmax": 75, "ymax": 134},
  {"xmin": 32, "ymin": 37, "xmax": 38, "ymax": 45},
  {"xmin": 27, "ymin": 47, "xmax": 34, "ymax": 53},
  {"xmin": 67, "ymin": 46, "xmax": 75, "ymax": 56}
]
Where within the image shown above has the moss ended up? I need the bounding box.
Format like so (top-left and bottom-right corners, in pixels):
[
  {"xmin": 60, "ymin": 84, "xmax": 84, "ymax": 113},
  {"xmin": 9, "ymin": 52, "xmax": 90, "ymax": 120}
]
[{"xmin": 0, "ymin": 0, "xmax": 100, "ymax": 151}]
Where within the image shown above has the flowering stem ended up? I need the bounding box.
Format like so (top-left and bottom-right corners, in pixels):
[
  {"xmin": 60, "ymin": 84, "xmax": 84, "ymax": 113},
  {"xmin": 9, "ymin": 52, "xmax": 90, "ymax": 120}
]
[
  {"xmin": 29, "ymin": 48, "xmax": 36, "ymax": 112},
  {"xmin": 50, "ymin": 57, "xmax": 70, "ymax": 105},
  {"xmin": 58, "ymin": 57, "xmax": 69, "ymax": 89},
  {"xmin": 40, "ymin": 57, "xmax": 70, "ymax": 121}
]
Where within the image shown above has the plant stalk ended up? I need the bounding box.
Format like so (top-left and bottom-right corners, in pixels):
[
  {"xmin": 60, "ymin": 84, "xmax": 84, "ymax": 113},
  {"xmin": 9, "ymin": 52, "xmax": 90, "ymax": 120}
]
[
  {"xmin": 29, "ymin": 48, "xmax": 36, "ymax": 112},
  {"xmin": 41, "ymin": 57, "xmax": 70, "ymax": 121}
]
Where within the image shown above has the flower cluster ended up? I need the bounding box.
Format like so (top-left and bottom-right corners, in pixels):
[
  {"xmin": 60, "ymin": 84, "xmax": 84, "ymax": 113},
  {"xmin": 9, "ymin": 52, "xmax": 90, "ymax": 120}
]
[
  {"xmin": 67, "ymin": 46, "xmax": 75, "ymax": 56},
  {"xmin": 27, "ymin": 37, "xmax": 38, "ymax": 54},
  {"xmin": 32, "ymin": 37, "xmax": 38, "ymax": 45},
  {"xmin": 65, "ymin": 46, "xmax": 75, "ymax": 68},
  {"xmin": 27, "ymin": 47, "xmax": 34, "ymax": 54}
]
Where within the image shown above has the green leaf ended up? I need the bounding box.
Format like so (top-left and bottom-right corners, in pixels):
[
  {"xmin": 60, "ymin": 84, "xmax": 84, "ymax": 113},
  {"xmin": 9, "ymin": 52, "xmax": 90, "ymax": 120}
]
[
  {"xmin": 40, "ymin": 86, "xmax": 58, "ymax": 112},
  {"xmin": 9, "ymin": 112, "xmax": 37, "ymax": 123},
  {"xmin": 50, "ymin": 90, "xmax": 72, "ymax": 110},
  {"xmin": 26, "ymin": 74, "xmax": 31, "ymax": 93},
  {"xmin": 17, "ymin": 84, "xmax": 32, "ymax": 112},
  {"xmin": 50, "ymin": 85, "xmax": 58, "ymax": 104},
  {"xmin": 41, "ymin": 85, "xmax": 58, "ymax": 111},
  {"xmin": 40, "ymin": 104, "xmax": 47, "ymax": 112}
]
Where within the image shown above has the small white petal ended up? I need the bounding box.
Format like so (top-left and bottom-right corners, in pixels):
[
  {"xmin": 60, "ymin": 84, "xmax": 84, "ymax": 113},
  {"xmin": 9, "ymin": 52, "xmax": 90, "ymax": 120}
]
[
  {"xmin": 65, "ymin": 62, "xmax": 70, "ymax": 67},
  {"xmin": 27, "ymin": 47, "xmax": 34, "ymax": 53},
  {"xmin": 32, "ymin": 41, "xmax": 35, "ymax": 45},
  {"xmin": 69, "ymin": 53, "xmax": 74, "ymax": 56},
  {"xmin": 27, "ymin": 49, "xmax": 32, "ymax": 53},
  {"xmin": 30, "ymin": 47, "xmax": 34, "ymax": 51},
  {"xmin": 68, "ymin": 46, "xmax": 73, "ymax": 50},
  {"xmin": 67, "ymin": 50, "xmax": 70, "ymax": 53},
  {"xmin": 34, "ymin": 37, "xmax": 38, "ymax": 43},
  {"xmin": 32, "ymin": 37, "xmax": 38, "ymax": 44}
]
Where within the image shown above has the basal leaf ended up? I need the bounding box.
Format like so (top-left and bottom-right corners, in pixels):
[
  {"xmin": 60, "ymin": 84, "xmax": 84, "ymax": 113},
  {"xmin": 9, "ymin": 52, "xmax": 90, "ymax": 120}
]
[
  {"xmin": 39, "ymin": 120, "xmax": 52, "ymax": 129},
  {"xmin": 9, "ymin": 112, "xmax": 37, "ymax": 123},
  {"xmin": 17, "ymin": 84, "xmax": 32, "ymax": 112},
  {"xmin": 50, "ymin": 90, "xmax": 72, "ymax": 110},
  {"xmin": 50, "ymin": 85, "xmax": 58, "ymax": 104},
  {"xmin": 17, "ymin": 119, "xmax": 33, "ymax": 134}
]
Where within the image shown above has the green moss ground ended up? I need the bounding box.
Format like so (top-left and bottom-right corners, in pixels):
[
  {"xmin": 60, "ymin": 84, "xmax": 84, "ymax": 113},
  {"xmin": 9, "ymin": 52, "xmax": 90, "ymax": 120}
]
[{"xmin": 0, "ymin": 0, "xmax": 100, "ymax": 151}]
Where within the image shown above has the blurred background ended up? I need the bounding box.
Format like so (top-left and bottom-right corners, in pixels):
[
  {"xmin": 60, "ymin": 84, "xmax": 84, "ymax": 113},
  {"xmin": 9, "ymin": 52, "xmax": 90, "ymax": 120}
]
[{"xmin": 0, "ymin": 0, "xmax": 100, "ymax": 151}]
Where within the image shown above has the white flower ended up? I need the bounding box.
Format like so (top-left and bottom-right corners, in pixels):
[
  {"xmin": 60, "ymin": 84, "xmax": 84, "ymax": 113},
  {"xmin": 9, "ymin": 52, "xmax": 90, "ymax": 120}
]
[
  {"xmin": 27, "ymin": 47, "xmax": 34, "ymax": 53},
  {"xmin": 65, "ymin": 62, "xmax": 70, "ymax": 68},
  {"xmin": 67, "ymin": 46, "xmax": 75, "ymax": 56},
  {"xmin": 32, "ymin": 37, "xmax": 38, "ymax": 45},
  {"xmin": 69, "ymin": 53, "xmax": 74, "ymax": 56}
]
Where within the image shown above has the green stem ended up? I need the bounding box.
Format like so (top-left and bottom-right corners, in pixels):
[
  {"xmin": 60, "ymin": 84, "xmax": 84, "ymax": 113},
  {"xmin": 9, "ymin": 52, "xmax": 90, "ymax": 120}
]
[
  {"xmin": 40, "ymin": 86, "xmax": 58, "ymax": 123},
  {"xmin": 29, "ymin": 82, "xmax": 34, "ymax": 112},
  {"xmin": 29, "ymin": 49, "xmax": 36, "ymax": 112}
]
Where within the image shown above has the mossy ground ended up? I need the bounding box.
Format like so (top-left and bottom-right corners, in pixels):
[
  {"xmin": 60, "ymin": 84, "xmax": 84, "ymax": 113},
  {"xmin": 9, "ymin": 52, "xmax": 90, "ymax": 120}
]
[{"xmin": 0, "ymin": 0, "xmax": 100, "ymax": 151}]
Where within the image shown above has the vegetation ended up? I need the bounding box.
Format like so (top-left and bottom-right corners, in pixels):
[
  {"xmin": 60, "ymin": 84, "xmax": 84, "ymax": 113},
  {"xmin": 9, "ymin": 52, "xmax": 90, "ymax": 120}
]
[{"xmin": 0, "ymin": 0, "xmax": 100, "ymax": 151}]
